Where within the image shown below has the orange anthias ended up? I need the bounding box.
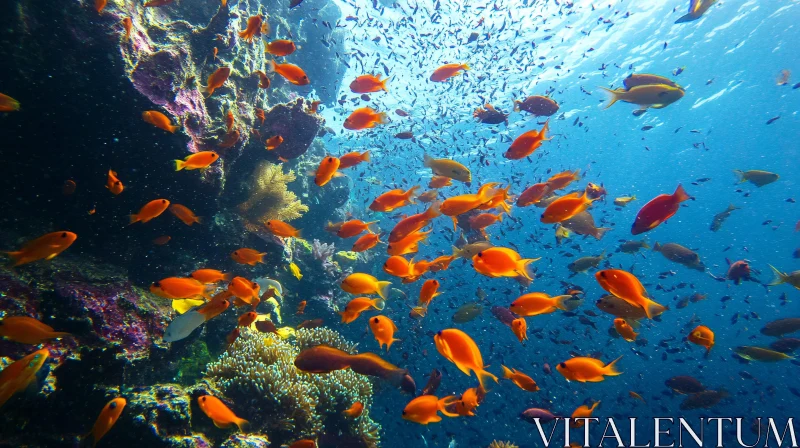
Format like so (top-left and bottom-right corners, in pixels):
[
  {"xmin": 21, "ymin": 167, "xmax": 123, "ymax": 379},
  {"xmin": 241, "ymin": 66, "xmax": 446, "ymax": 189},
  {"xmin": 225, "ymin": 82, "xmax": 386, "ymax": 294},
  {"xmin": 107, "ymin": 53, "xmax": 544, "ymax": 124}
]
[
  {"xmin": 388, "ymin": 203, "xmax": 441, "ymax": 243},
  {"xmin": 631, "ymin": 184, "xmax": 691, "ymax": 235},
  {"xmin": 386, "ymin": 229, "xmax": 430, "ymax": 256},
  {"xmin": 509, "ymin": 292, "xmax": 577, "ymax": 316},
  {"xmin": 556, "ymin": 356, "xmax": 623, "ymax": 383},
  {"xmin": 265, "ymin": 220, "xmax": 302, "ymax": 238},
  {"xmin": 402, "ymin": 395, "xmax": 459, "ymax": 424},
  {"xmin": 0, "ymin": 316, "xmax": 71, "ymax": 345},
  {"xmin": 197, "ymin": 395, "xmax": 249, "ymax": 432},
  {"xmin": 505, "ymin": 120, "xmax": 550, "ymax": 160},
  {"xmin": 472, "ymin": 247, "xmax": 539, "ymax": 281},
  {"xmin": 337, "ymin": 219, "xmax": 377, "ymax": 238},
  {"xmin": 88, "ymin": 398, "xmax": 127, "ymax": 446},
  {"xmin": 369, "ymin": 315, "xmax": 399, "ymax": 351},
  {"xmin": 418, "ymin": 279, "xmax": 441, "ymax": 307},
  {"xmin": 570, "ymin": 401, "xmax": 600, "ymax": 428},
  {"xmin": 339, "ymin": 297, "xmax": 386, "ymax": 324},
  {"xmin": 546, "ymin": 169, "xmax": 581, "ymax": 191},
  {"xmin": 203, "ymin": 66, "xmax": 231, "ymax": 97},
  {"xmin": 265, "ymin": 135, "xmax": 283, "ymax": 151},
  {"xmin": 688, "ymin": 325, "xmax": 715, "ymax": 352},
  {"xmin": 106, "ymin": 170, "xmax": 124, "ymax": 195},
  {"xmin": 540, "ymin": 192, "xmax": 595, "ymax": 224},
  {"xmin": 315, "ymin": 156, "xmax": 342, "ymax": 186},
  {"xmin": 150, "ymin": 277, "xmax": 210, "ymax": 300},
  {"xmin": 340, "ymin": 273, "xmax": 392, "ymax": 300},
  {"xmin": 434, "ymin": 328, "xmax": 498, "ymax": 390},
  {"xmin": 343, "ymin": 402, "xmax": 364, "ymax": 418},
  {"xmin": 501, "ymin": 365, "xmax": 539, "ymax": 392},
  {"xmin": 517, "ymin": 182, "xmax": 550, "ymax": 207},
  {"xmin": 344, "ymin": 107, "xmax": 389, "ymax": 130},
  {"xmin": 511, "ymin": 317, "xmax": 527, "ymax": 342},
  {"xmin": 350, "ymin": 74, "xmax": 390, "ymax": 93},
  {"xmin": 169, "ymin": 204, "xmax": 201, "ymax": 226},
  {"xmin": 338, "ymin": 150, "xmax": 371, "ymax": 169},
  {"xmin": 238, "ymin": 15, "xmax": 264, "ymax": 43},
  {"xmin": 352, "ymin": 233, "xmax": 381, "ymax": 252},
  {"xmin": 130, "ymin": 199, "xmax": 170, "ymax": 224},
  {"xmin": 174, "ymin": 151, "xmax": 219, "ymax": 171},
  {"xmin": 142, "ymin": 111, "xmax": 180, "ymax": 133},
  {"xmin": 231, "ymin": 248, "xmax": 267, "ymax": 265},
  {"xmin": 595, "ymin": 269, "xmax": 667, "ymax": 319},
  {"xmin": 0, "ymin": 348, "xmax": 49, "ymax": 409},
  {"xmin": 370, "ymin": 186, "xmax": 420, "ymax": 212},
  {"xmin": 270, "ymin": 60, "xmax": 309, "ymax": 85},
  {"xmin": 614, "ymin": 318, "xmax": 638, "ymax": 342},
  {"xmin": 191, "ymin": 269, "xmax": 230, "ymax": 284},
  {"xmin": 430, "ymin": 63, "xmax": 470, "ymax": 82},
  {"xmin": 265, "ymin": 39, "xmax": 297, "ymax": 56},
  {"xmin": 5, "ymin": 231, "xmax": 77, "ymax": 266}
]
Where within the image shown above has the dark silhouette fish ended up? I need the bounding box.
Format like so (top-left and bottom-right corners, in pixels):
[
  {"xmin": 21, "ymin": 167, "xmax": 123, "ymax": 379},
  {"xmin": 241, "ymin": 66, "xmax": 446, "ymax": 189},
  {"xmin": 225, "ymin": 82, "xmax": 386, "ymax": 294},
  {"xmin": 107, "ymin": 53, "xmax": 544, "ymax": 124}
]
[{"xmin": 709, "ymin": 204, "xmax": 739, "ymax": 231}]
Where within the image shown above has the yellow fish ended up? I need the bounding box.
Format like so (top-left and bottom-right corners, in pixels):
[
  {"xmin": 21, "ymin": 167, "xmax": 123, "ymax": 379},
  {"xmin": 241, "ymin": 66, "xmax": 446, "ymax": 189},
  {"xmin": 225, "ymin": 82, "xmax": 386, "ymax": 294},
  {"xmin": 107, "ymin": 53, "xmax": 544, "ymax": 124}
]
[{"xmin": 290, "ymin": 262, "xmax": 303, "ymax": 280}]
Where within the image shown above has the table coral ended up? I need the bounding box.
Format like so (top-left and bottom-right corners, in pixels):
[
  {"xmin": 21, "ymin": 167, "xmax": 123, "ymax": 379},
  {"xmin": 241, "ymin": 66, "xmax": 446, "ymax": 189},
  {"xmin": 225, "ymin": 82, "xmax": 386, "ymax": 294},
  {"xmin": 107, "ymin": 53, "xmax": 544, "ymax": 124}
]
[{"xmin": 205, "ymin": 328, "xmax": 379, "ymax": 447}]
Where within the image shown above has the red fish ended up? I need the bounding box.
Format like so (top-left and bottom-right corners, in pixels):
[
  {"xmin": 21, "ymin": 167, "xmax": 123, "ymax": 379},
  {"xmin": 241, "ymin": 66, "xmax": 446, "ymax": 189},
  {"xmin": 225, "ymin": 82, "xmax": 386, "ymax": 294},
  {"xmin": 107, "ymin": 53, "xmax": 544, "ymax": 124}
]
[{"xmin": 631, "ymin": 184, "xmax": 690, "ymax": 235}]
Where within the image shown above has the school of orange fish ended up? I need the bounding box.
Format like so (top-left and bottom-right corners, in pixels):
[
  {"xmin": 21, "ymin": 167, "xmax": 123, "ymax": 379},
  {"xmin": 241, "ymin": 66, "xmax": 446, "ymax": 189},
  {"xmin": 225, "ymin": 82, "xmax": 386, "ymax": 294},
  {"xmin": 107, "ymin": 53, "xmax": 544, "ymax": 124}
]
[{"xmin": 1, "ymin": 0, "xmax": 799, "ymax": 446}]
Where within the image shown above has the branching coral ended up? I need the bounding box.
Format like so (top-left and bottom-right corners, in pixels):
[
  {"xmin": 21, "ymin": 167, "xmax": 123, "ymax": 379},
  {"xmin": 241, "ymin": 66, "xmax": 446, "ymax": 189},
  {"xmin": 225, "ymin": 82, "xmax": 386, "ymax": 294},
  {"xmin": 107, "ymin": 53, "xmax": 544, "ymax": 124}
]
[
  {"xmin": 237, "ymin": 161, "xmax": 308, "ymax": 232},
  {"xmin": 205, "ymin": 328, "xmax": 379, "ymax": 447}
]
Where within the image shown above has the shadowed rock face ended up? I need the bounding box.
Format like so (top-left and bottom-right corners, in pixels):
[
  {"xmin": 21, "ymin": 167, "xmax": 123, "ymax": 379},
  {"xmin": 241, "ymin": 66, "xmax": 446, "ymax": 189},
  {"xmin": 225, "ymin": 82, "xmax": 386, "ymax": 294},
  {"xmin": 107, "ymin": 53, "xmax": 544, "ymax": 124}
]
[{"xmin": 260, "ymin": 98, "xmax": 325, "ymax": 160}]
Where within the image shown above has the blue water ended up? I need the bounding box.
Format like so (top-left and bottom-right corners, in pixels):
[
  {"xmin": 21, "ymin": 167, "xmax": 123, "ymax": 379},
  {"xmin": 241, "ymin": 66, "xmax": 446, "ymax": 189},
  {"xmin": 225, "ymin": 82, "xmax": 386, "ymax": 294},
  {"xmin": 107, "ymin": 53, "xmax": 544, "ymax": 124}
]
[{"xmin": 318, "ymin": 0, "xmax": 799, "ymax": 446}]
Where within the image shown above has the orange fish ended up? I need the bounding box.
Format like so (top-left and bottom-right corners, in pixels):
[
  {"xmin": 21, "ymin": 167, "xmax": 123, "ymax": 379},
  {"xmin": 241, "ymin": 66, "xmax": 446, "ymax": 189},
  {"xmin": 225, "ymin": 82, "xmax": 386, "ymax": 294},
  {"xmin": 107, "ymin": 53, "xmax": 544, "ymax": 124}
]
[
  {"xmin": 511, "ymin": 317, "xmax": 527, "ymax": 342},
  {"xmin": 150, "ymin": 277, "xmax": 210, "ymax": 300},
  {"xmin": 337, "ymin": 219, "xmax": 377, "ymax": 238},
  {"xmin": 434, "ymin": 328, "xmax": 498, "ymax": 390},
  {"xmin": 344, "ymin": 107, "xmax": 389, "ymax": 131},
  {"xmin": 383, "ymin": 256, "xmax": 416, "ymax": 278},
  {"xmin": 190, "ymin": 269, "xmax": 230, "ymax": 284},
  {"xmin": 352, "ymin": 233, "xmax": 381, "ymax": 252},
  {"xmin": 309, "ymin": 100, "xmax": 321, "ymax": 114},
  {"xmin": 417, "ymin": 190, "xmax": 439, "ymax": 203},
  {"xmin": 631, "ymin": 184, "xmax": 691, "ymax": 235},
  {"xmin": 130, "ymin": 199, "xmax": 170, "ymax": 224},
  {"xmin": 509, "ymin": 292, "xmax": 577, "ymax": 316},
  {"xmin": 595, "ymin": 269, "xmax": 667, "ymax": 319},
  {"xmin": 429, "ymin": 176, "xmax": 452, "ymax": 189},
  {"xmin": 227, "ymin": 277, "xmax": 260, "ymax": 306},
  {"xmin": 338, "ymin": 150, "xmax": 371, "ymax": 169},
  {"xmin": 288, "ymin": 440, "xmax": 317, "ymax": 448},
  {"xmin": 174, "ymin": 151, "xmax": 219, "ymax": 171},
  {"xmin": 350, "ymin": 74, "xmax": 390, "ymax": 93},
  {"xmin": 517, "ymin": 183, "xmax": 550, "ymax": 207},
  {"xmin": 265, "ymin": 135, "xmax": 283, "ymax": 151},
  {"xmin": 469, "ymin": 212, "xmax": 503, "ymax": 236},
  {"xmin": 418, "ymin": 279, "xmax": 441, "ymax": 307},
  {"xmin": 501, "ymin": 365, "xmax": 539, "ymax": 392},
  {"xmin": 95, "ymin": 0, "xmax": 107, "ymax": 12},
  {"xmin": 451, "ymin": 386, "xmax": 485, "ymax": 417},
  {"xmin": 218, "ymin": 129, "xmax": 240, "ymax": 148},
  {"xmin": 476, "ymin": 185, "xmax": 512, "ymax": 213},
  {"xmin": 169, "ymin": 204, "xmax": 201, "ymax": 226},
  {"xmin": 570, "ymin": 401, "xmax": 600, "ymax": 428},
  {"xmin": 203, "ymin": 66, "xmax": 231, "ymax": 97},
  {"xmin": 142, "ymin": 111, "xmax": 179, "ymax": 133},
  {"xmin": 197, "ymin": 294, "xmax": 232, "ymax": 319},
  {"xmin": 340, "ymin": 273, "xmax": 391, "ymax": 300},
  {"xmin": 88, "ymin": 398, "xmax": 126, "ymax": 446},
  {"xmin": 614, "ymin": 318, "xmax": 638, "ymax": 342},
  {"xmin": 472, "ymin": 247, "xmax": 539, "ymax": 281},
  {"xmin": 5, "ymin": 231, "xmax": 77, "ymax": 266},
  {"xmin": 630, "ymin": 391, "xmax": 646, "ymax": 403},
  {"xmin": 238, "ymin": 15, "xmax": 264, "ymax": 43},
  {"xmin": 546, "ymin": 169, "xmax": 580, "ymax": 191},
  {"xmin": 339, "ymin": 297, "xmax": 386, "ymax": 324},
  {"xmin": 0, "ymin": 348, "xmax": 49, "ymax": 409},
  {"xmin": 296, "ymin": 300, "xmax": 307, "ymax": 315},
  {"xmin": 505, "ymin": 120, "xmax": 550, "ymax": 160},
  {"xmin": 369, "ymin": 315, "xmax": 399, "ymax": 351},
  {"xmin": 265, "ymin": 39, "xmax": 297, "ymax": 56},
  {"xmin": 557, "ymin": 356, "xmax": 622, "ymax": 382},
  {"xmin": 213, "ymin": 47, "xmax": 219, "ymax": 61},
  {"xmin": 440, "ymin": 182, "xmax": 498, "ymax": 217},
  {"xmin": 225, "ymin": 110, "xmax": 234, "ymax": 132},
  {"xmin": 121, "ymin": 18, "xmax": 132, "ymax": 41},
  {"xmin": 370, "ymin": 186, "xmax": 420, "ymax": 212},
  {"xmin": 270, "ymin": 60, "xmax": 309, "ymax": 85},
  {"xmin": 254, "ymin": 71, "xmax": 271, "ymax": 89},
  {"xmin": 152, "ymin": 235, "xmax": 171, "ymax": 245},
  {"xmin": 197, "ymin": 395, "xmax": 249, "ymax": 431},
  {"xmin": 0, "ymin": 93, "xmax": 20, "ymax": 112},
  {"xmin": 105, "ymin": 170, "xmax": 124, "ymax": 195},
  {"xmin": 386, "ymin": 229, "xmax": 430, "ymax": 256},
  {"xmin": 238, "ymin": 311, "xmax": 258, "ymax": 327},
  {"xmin": 540, "ymin": 192, "xmax": 595, "ymax": 224},
  {"xmin": 427, "ymin": 255, "xmax": 455, "ymax": 272},
  {"xmin": 430, "ymin": 63, "xmax": 470, "ymax": 82},
  {"xmin": 0, "ymin": 316, "xmax": 70, "ymax": 345},
  {"xmin": 688, "ymin": 325, "xmax": 714, "ymax": 352},
  {"xmin": 388, "ymin": 203, "xmax": 441, "ymax": 243},
  {"xmin": 314, "ymin": 156, "xmax": 342, "ymax": 187},
  {"xmin": 265, "ymin": 220, "xmax": 301, "ymax": 238},
  {"xmin": 402, "ymin": 394, "xmax": 459, "ymax": 424},
  {"xmin": 226, "ymin": 327, "xmax": 240, "ymax": 345},
  {"xmin": 343, "ymin": 402, "xmax": 364, "ymax": 418},
  {"xmin": 231, "ymin": 248, "xmax": 267, "ymax": 265}
]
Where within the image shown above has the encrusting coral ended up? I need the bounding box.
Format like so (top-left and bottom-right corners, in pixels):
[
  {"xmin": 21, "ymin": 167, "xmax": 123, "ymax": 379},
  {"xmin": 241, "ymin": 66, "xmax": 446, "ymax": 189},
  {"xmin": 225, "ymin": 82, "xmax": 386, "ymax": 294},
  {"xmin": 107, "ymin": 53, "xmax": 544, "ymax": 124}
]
[
  {"xmin": 205, "ymin": 328, "xmax": 379, "ymax": 447},
  {"xmin": 237, "ymin": 161, "xmax": 308, "ymax": 232}
]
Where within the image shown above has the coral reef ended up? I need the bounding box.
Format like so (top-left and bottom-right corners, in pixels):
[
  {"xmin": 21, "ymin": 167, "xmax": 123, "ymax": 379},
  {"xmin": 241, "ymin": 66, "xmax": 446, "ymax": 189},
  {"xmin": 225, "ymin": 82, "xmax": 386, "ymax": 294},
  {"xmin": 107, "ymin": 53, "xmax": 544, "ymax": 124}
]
[
  {"xmin": 237, "ymin": 161, "xmax": 308, "ymax": 231},
  {"xmin": 205, "ymin": 328, "xmax": 379, "ymax": 447},
  {"xmin": 488, "ymin": 442, "xmax": 520, "ymax": 448},
  {"xmin": 258, "ymin": 98, "xmax": 326, "ymax": 161}
]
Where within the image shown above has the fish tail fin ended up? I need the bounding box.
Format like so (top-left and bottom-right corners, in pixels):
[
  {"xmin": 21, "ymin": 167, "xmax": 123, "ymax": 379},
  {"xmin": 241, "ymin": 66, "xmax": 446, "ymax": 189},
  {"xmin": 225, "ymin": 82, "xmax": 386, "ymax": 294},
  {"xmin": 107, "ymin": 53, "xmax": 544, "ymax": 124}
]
[
  {"xmin": 644, "ymin": 298, "xmax": 667, "ymax": 319},
  {"xmin": 497, "ymin": 213, "xmax": 503, "ymax": 222},
  {"xmin": 174, "ymin": 160, "xmax": 186, "ymax": 171},
  {"xmin": 5, "ymin": 251, "xmax": 23, "ymax": 266},
  {"xmin": 513, "ymin": 100, "xmax": 521, "ymax": 112},
  {"xmin": 268, "ymin": 59, "xmax": 278, "ymax": 73},
  {"xmin": 599, "ymin": 87, "xmax": 620, "ymax": 109},
  {"xmin": 451, "ymin": 245, "xmax": 463, "ymax": 258},
  {"xmin": 168, "ymin": 124, "xmax": 180, "ymax": 133},
  {"xmin": 604, "ymin": 356, "xmax": 623, "ymax": 376},
  {"xmin": 376, "ymin": 281, "xmax": 392, "ymax": 301},
  {"xmin": 594, "ymin": 227, "xmax": 611, "ymax": 240},
  {"xmin": 475, "ymin": 368, "xmax": 499, "ymax": 391},
  {"xmin": 377, "ymin": 111, "xmax": 390, "ymax": 125},
  {"xmin": 128, "ymin": 214, "xmax": 139, "ymax": 225},
  {"xmin": 407, "ymin": 185, "xmax": 421, "ymax": 201},
  {"xmin": 673, "ymin": 184, "xmax": 690, "ymax": 202},
  {"xmin": 293, "ymin": 229, "xmax": 303, "ymax": 238},
  {"xmin": 425, "ymin": 201, "xmax": 443, "ymax": 219},
  {"xmin": 235, "ymin": 418, "xmax": 250, "ymax": 433},
  {"xmin": 450, "ymin": 216, "xmax": 458, "ymax": 232},
  {"xmin": 516, "ymin": 257, "xmax": 540, "ymax": 281},
  {"xmin": 372, "ymin": 298, "xmax": 386, "ymax": 311},
  {"xmin": 653, "ymin": 242, "xmax": 661, "ymax": 251},
  {"xmin": 361, "ymin": 150, "xmax": 371, "ymax": 162},
  {"xmin": 462, "ymin": 63, "xmax": 471, "ymax": 71},
  {"xmin": 438, "ymin": 395, "xmax": 460, "ymax": 417},
  {"xmin": 501, "ymin": 364, "xmax": 513, "ymax": 379},
  {"xmin": 555, "ymin": 294, "xmax": 582, "ymax": 311},
  {"xmin": 381, "ymin": 76, "xmax": 390, "ymax": 92},
  {"xmin": 768, "ymin": 264, "xmax": 787, "ymax": 286}
]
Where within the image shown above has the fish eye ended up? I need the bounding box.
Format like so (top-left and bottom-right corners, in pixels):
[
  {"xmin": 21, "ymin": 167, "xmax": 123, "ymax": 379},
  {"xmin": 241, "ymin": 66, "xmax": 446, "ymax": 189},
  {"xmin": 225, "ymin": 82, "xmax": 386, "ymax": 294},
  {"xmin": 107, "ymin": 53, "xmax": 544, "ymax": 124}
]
[
  {"xmin": 161, "ymin": 200, "xmax": 167, "ymax": 203},
  {"xmin": 61, "ymin": 232, "xmax": 67, "ymax": 238},
  {"xmin": 436, "ymin": 330, "xmax": 443, "ymax": 336},
  {"xmin": 373, "ymin": 317, "xmax": 379, "ymax": 323},
  {"xmin": 153, "ymin": 282, "xmax": 160, "ymax": 287},
  {"xmin": 401, "ymin": 410, "xmax": 406, "ymax": 415},
  {"xmin": 200, "ymin": 396, "xmax": 206, "ymax": 402},
  {"xmin": 559, "ymin": 362, "xmax": 567, "ymax": 368},
  {"xmin": 599, "ymin": 272, "xmax": 606, "ymax": 278},
  {"xmin": 477, "ymin": 252, "xmax": 483, "ymax": 257},
  {"xmin": 109, "ymin": 402, "xmax": 117, "ymax": 410}
]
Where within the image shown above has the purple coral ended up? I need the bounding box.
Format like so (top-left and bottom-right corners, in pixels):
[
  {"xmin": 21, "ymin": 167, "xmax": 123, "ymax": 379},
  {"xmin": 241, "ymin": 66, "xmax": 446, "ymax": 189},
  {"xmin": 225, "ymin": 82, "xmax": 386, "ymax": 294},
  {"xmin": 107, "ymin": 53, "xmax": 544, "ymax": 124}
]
[{"xmin": 311, "ymin": 239, "xmax": 335, "ymax": 262}]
